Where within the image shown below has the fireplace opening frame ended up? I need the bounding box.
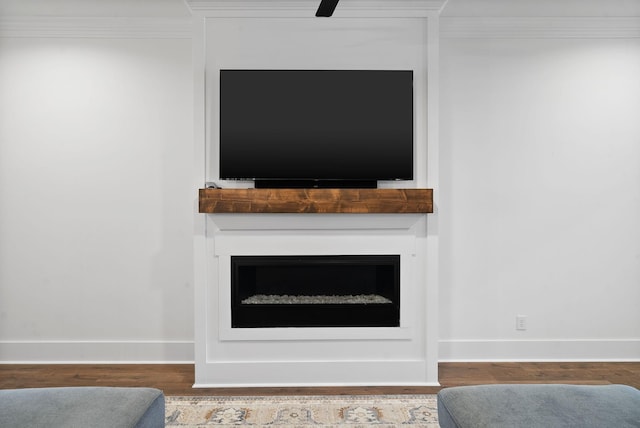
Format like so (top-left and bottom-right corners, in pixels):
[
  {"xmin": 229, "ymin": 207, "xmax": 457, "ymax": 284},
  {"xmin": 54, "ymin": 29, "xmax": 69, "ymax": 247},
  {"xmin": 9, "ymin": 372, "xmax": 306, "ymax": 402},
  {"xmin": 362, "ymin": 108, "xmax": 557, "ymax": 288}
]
[{"xmin": 231, "ymin": 255, "xmax": 401, "ymax": 328}]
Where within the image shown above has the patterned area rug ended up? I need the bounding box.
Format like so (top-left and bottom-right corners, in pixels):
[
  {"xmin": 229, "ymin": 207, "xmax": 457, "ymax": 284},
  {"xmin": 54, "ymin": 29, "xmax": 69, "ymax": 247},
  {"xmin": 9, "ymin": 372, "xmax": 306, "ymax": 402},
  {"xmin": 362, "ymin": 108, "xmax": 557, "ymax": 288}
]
[{"xmin": 165, "ymin": 394, "xmax": 438, "ymax": 427}]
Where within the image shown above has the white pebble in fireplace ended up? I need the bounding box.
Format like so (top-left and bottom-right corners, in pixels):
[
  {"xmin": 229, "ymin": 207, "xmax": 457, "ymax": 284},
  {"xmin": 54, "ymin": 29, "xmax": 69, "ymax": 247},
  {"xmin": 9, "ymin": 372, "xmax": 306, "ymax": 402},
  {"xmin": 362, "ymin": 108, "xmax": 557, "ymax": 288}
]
[{"xmin": 194, "ymin": 213, "xmax": 436, "ymax": 386}]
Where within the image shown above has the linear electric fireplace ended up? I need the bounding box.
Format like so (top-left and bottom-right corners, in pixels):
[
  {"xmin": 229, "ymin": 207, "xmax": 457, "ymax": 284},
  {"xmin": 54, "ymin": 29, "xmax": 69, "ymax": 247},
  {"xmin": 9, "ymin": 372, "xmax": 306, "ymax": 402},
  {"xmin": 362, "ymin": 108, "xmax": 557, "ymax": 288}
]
[{"xmin": 231, "ymin": 255, "xmax": 400, "ymax": 328}]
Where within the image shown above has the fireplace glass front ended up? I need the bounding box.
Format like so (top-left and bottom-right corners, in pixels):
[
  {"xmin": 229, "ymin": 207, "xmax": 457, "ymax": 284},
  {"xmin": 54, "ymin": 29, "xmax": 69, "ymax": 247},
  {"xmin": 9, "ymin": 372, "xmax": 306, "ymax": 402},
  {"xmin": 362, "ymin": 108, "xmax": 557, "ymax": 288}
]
[{"xmin": 231, "ymin": 255, "xmax": 400, "ymax": 328}]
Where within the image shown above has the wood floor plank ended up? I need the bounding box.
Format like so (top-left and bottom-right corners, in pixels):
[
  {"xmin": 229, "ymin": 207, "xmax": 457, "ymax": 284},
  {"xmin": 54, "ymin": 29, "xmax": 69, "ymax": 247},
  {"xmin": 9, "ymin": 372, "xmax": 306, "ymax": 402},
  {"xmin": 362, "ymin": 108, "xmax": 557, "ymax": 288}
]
[{"xmin": 1, "ymin": 363, "xmax": 639, "ymax": 396}]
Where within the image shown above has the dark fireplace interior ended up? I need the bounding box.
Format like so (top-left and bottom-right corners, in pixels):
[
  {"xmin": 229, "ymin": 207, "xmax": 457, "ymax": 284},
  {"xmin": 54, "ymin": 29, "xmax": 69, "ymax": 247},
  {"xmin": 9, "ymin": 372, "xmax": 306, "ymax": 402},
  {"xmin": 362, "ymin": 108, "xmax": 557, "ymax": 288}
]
[{"xmin": 231, "ymin": 255, "xmax": 400, "ymax": 328}]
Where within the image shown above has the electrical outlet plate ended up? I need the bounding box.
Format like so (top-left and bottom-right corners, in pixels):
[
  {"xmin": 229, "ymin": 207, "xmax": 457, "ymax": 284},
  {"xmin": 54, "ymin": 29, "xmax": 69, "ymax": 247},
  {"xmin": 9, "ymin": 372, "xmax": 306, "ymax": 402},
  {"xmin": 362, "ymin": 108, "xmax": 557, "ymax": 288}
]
[{"xmin": 516, "ymin": 315, "xmax": 527, "ymax": 331}]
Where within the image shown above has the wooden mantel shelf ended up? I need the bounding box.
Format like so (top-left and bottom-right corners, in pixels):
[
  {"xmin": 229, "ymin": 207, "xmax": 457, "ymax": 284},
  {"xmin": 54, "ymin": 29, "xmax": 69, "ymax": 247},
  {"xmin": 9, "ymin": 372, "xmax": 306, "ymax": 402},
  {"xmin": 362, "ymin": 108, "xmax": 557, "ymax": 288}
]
[{"xmin": 199, "ymin": 188, "xmax": 433, "ymax": 214}]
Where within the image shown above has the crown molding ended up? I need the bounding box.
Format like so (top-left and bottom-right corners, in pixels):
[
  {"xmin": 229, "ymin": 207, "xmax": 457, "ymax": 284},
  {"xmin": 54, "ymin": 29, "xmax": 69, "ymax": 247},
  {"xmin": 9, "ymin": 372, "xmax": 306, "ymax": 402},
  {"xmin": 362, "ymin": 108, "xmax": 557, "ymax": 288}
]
[
  {"xmin": 0, "ymin": 17, "xmax": 192, "ymax": 39},
  {"xmin": 185, "ymin": 0, "xmax": 448, "ymax": 17},
  {"xmin": 441, "ymin": 17, "xmax": 640, "ymax": 39}
]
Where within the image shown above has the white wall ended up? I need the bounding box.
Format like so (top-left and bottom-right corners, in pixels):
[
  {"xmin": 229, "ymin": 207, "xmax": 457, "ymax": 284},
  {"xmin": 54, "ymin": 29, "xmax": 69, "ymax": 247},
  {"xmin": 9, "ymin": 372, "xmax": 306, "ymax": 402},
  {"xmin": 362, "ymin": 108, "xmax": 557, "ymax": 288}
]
[
  {"xmin": 439, "ymin": 35, "xmax": 640, "ymax": 360},
  {"xmin": 0, "ymin": 34, "xmax": 194, "ymax": 361},
  {"xmin": 2, "ymin": 1, "xmax": 639, "ymax": 365}
]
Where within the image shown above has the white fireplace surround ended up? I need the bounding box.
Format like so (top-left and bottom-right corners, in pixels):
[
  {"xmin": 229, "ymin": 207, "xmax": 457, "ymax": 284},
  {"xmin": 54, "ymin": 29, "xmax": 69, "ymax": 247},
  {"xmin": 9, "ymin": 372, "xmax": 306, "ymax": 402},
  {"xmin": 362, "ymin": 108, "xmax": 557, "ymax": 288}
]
[
  {"xmin": 191, "ymin": 0, "xmax": 442, "ymax": 386},
  {"xmin": 196, "ymin": 213, "xmax": 434, "ymax": 386}
]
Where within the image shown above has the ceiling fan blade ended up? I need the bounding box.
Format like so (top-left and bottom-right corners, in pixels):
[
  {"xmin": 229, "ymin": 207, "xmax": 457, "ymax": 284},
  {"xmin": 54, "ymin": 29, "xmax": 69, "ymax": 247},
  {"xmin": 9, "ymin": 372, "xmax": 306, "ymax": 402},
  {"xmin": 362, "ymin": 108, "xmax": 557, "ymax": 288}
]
[{"xmin": 315, "ymin": 0, "xmax": 340, "ymax": 17}]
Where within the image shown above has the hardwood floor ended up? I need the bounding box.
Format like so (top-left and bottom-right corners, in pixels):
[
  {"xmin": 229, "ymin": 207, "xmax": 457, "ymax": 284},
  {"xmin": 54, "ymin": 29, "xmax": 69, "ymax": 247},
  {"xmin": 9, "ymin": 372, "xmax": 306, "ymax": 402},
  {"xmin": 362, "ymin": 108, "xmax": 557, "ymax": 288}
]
[{"xmin": 1, "ymin": 363, "xmax": 639, "ymax": 396}]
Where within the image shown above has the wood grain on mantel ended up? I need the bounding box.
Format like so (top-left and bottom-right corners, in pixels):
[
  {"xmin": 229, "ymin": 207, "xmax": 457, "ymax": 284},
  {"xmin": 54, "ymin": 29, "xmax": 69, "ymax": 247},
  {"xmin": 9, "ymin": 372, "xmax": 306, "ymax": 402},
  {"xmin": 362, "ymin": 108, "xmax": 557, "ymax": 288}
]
[{"xmin": 199, "ymin": 188, "xmax": 433, "ymax": 214}]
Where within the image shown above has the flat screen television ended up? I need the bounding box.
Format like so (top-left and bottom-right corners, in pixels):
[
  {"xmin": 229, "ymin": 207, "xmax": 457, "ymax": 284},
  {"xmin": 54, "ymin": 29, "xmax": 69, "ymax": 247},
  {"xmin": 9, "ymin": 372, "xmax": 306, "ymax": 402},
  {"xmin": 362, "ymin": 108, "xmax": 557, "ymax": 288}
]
[{"xmin": 219, "ymin": 69, "xmax": 413, "ymax": 188}]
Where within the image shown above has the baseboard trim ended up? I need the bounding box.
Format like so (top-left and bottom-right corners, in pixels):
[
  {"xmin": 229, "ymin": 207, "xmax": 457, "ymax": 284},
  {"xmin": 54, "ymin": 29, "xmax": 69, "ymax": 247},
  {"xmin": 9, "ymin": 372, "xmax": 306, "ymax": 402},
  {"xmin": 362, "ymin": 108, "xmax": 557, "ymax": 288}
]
[
  {"xmin": 439, "ymin": 339, "xmax": 640, "ymax": 362},
  {"xmin": 4, "ymin": 339, "xmax": 637, "ymax": 364},
  {"xmin": 194, "ymin": 359, "xmax": 436, "ymax": 386},
  {"xmin": 0, "ymin": 341, "xmax": 194, "ymax": 363}
]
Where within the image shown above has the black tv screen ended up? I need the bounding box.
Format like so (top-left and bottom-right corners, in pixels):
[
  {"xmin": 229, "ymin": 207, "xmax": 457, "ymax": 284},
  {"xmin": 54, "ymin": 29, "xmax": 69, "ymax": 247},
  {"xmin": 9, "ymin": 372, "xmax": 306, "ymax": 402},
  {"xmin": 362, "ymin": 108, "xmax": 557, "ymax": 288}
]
[{"xmin": 219, "ymin": 69, "xmax": 413, "ymax": 188}]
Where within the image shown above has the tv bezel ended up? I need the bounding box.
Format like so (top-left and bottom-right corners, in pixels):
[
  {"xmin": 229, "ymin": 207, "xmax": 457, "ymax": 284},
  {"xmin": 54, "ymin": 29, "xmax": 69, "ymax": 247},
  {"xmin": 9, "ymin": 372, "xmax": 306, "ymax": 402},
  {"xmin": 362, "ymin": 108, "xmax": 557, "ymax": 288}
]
[{"xmin": 218, "ymin": 69, "xmax": 415, "ymax": 189}]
